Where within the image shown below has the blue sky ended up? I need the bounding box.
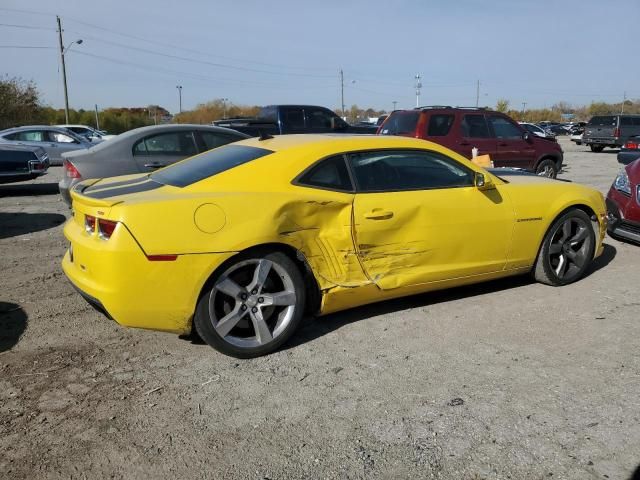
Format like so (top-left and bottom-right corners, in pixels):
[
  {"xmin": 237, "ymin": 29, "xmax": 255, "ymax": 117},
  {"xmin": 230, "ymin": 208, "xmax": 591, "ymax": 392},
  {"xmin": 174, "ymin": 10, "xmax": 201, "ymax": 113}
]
[{"xmin": 1, "ymin": 0, "xmax": 638, "ymax": 114}]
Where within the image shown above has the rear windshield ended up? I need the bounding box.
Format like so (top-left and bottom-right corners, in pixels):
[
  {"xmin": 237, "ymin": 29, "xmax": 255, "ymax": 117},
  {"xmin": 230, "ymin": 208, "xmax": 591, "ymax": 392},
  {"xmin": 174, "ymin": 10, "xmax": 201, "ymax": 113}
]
[
  {"xmin": 588, "ymin": 116, "xmax": 616, "ymax": 126},
  {"xmin": 151, "ymin": 144, "xmax": 273, "ymax": 187},
  {"xmin": 379, "ymin": 111, "xmax": 419, "ymax": 135}
]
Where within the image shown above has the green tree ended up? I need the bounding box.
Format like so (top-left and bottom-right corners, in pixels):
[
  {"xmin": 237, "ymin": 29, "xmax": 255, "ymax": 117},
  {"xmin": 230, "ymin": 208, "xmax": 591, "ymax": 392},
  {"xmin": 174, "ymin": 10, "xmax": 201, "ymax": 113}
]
[
  {"xmin": 495, "ymin": 99, "xmax": 510, "ymax": 113},
  {"xmin": 0, "ymin": 76, "xmax": 44, "ymax": 129}
]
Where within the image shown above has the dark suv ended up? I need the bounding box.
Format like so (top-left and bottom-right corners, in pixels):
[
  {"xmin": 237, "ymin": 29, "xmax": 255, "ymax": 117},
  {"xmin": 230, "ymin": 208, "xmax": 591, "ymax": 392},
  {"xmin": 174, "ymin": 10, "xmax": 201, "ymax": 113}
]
[{"xmin": 378, "ymin": 106, "xmax": 564, "ymax": 178}]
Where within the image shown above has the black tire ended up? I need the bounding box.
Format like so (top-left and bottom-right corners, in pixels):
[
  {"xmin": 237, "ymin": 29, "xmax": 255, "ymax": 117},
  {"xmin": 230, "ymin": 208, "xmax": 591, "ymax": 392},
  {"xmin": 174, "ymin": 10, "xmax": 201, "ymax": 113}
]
[
  {"xmin": 194, "ymin": 251, "xmax": 306, "ymax": 358},
  {"xmin": 535, "ymin": 158, "xmax": 559, "ymax": 178},
  {"xmin": 533, "ymin": 209, "xmax": 595, "ymax": 286},
  {"xmin": 590, "ymin": 145, "xmax": 604, "ymax": 152}
]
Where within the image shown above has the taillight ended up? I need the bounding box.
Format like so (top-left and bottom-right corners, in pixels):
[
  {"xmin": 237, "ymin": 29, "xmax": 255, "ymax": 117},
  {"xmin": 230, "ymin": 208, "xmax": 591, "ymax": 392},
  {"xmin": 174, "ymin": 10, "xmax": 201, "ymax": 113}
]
[
  {"xmin": 624, "ymin": 141, "xmax": 639, "ymax": 150},
  {"xmin": 98, "ymin": 219, "xmax": 118, "ymax": 240},
  {"xmin": 613, "ymin": 127, "xmax": 621, "ymax": 138},
  {"xmin": 64, "ymin": 159, "xmax": 81, "ymax": 179},
  {"xmin": 85, "ymin": 215, "xmax": 96, "ymax": 233}
]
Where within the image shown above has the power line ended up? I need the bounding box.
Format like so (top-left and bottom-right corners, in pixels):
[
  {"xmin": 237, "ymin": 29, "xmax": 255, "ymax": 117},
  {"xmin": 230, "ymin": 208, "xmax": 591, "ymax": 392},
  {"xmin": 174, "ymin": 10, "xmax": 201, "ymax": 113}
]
[
  {"xmin": 0, "ymin": 45, "xmax": 55, "ymax": 49},
  {"xmin": 69, "ymin": 50, "xmax": 334, "ymax": 90},
  {"xmin": 64, "ymin": 32, "xmax": 335, "ymax": 79},
  {"xmin": 64, "ymin": 18, "xmax": 335, "ymax": 74},
  {"xmin": 0, "ymin": 23, "xmax": 56, "ymax": 31}
]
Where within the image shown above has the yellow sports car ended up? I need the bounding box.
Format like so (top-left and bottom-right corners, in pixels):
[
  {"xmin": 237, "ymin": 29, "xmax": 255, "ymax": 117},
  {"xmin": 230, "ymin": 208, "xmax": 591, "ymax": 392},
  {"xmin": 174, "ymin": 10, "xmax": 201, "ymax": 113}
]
[{"xmin": 62, "ymin": 135, "xmax": 607, "ymax": 358}]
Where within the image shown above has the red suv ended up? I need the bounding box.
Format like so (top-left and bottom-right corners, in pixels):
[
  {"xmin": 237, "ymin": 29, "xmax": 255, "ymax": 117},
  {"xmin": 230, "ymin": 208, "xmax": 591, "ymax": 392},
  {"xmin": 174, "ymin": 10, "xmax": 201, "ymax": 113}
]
[{"xmin": 378, "ymin": 106, "xmax": 564, "ymax": 178}]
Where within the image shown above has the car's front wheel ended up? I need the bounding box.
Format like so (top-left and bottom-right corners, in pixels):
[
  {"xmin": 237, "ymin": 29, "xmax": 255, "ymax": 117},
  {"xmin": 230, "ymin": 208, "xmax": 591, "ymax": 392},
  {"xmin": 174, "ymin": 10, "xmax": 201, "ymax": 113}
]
[
  {"xmin": 194, "ymin": 251, "xmax": 306, "ymax": 358},
  {"xmin": 590, "ymin": 145, "xmax": 604, "ymax": 152},
  {"xmin": 533, "ymin": 209, "xmax": 596, "ymax": 286}
]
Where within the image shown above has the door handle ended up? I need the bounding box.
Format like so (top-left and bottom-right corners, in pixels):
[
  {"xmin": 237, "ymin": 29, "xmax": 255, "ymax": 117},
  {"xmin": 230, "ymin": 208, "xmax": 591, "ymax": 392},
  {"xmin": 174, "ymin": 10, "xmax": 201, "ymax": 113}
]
[
  {"xmin": 459, "ymin": 141, "xmax": 470, "ymax": 146},
  {"xmin": 144, "ymin": 162, "xmax": 165, "ymax": 168},
  {"xmin": 498, "ymin": 142, "xmax": 508, "ymax": 146},
  {"xmin": 364, "ymin": 209, "xmax": 394, "ymax": 220}
]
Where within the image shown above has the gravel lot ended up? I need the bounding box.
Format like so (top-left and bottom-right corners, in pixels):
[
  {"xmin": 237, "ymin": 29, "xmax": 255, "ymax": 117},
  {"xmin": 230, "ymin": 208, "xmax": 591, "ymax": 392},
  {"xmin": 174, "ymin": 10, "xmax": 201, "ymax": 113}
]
[{"xmin": 1, "ymin": 138, "xmax": 639, "ymax": 480}]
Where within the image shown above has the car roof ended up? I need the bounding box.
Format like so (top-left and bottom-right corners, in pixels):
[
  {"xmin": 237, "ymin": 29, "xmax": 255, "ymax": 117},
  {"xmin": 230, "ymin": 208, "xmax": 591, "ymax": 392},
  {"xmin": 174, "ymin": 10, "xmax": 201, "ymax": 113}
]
[
  {"xmin": 0, "ymin": 125, "xmax": 81, "ymax": 134},
  {"xmin": 231, "ymin": 133, "xmax": 445, "ymax": 153},
  {"xmin": 82, "ymin": 124, "xmax": 250, "ymax": 153}
]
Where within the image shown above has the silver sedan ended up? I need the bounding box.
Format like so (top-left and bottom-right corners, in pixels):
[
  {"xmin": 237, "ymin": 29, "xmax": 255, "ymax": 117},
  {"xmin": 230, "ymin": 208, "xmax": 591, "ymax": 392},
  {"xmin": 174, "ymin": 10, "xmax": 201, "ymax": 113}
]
[
  {"xmin": 58, "ymin": 124, "xmax": 249, "ymax": 205},
  {"xmin": 0, "ymin": 125, "xmax": 92, "ymax": 166}
]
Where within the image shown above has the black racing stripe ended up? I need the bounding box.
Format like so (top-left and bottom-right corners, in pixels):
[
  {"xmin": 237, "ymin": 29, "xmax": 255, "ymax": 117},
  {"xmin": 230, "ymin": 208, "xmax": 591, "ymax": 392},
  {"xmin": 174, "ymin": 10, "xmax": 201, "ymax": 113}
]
[
  {"xmin": 85, "ymin": 176, "xmax": 150, "ymax": 192},
  {"xmin": 84, "ymin": 180, "xmax": 163, "ymax": 199}
]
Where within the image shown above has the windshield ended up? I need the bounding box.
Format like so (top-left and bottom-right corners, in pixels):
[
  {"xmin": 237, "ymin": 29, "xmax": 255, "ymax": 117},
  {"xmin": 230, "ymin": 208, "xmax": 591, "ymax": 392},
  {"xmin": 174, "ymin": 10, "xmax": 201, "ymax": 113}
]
[
  {"xmin": 378, "ymin": 111, "xmax": 420, "ymax": 135},
  {"xmin": 151, "ymin": 144, "xmax": 273, "ymax": 187}
]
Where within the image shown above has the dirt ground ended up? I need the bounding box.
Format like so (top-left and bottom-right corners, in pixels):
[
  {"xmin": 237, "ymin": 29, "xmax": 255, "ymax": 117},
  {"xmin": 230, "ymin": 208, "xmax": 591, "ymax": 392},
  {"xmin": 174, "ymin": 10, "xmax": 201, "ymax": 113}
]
[{"xmin": 1, "ymin": 137, "xmax": 639, "ymax": 480}]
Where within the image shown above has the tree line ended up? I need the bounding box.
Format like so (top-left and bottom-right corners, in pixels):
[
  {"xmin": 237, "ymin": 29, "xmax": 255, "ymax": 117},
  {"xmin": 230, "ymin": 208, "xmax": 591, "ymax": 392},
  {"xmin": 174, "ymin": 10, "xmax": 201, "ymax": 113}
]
[{"xmin": 2, "ymin": 76, "xmax": 638, "ymax": 133}]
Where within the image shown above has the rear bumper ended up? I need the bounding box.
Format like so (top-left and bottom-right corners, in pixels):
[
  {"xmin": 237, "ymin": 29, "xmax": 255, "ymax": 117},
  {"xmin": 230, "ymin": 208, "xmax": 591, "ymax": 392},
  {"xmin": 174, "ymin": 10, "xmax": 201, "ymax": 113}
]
[{"xmin": 61, "ymin": 216, "xmax": 235, "ymax": 334}]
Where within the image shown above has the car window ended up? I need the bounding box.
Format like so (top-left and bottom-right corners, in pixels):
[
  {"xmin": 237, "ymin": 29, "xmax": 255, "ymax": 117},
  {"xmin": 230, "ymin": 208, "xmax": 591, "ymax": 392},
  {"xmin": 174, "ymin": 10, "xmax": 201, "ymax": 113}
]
[
  {"xmin": 461, "ymin": 115, "xmax": 491, "ymax": 138},
  {"xmin": 305, "ymin": 108, "xmax": 334, "ymax": 129},
  {"xmin": 488, "ymin": 116, "xmax": 522, "ymax": 139},
  {"xmin": 68, "ymin": 127, "xmax": 88, "ymax": 134},
  {"xmin": 426, "ymin": 114, "xmax": 454, "ymax": 136},
  {"xmin": 633, "ymin": 117, "xmax": 640, "ymax": 126},
  {"xmin": 49, "ymin": 131, "xmax": 76, "ymax": 143},
  {"xmin": 620, "ymin": 117, "xmax": 634, "ymax": 126},
  {"xmin": 133, "ymin": 131, "xmax": 198, "ymax": 156},
  {"xmin": 199, "ymin": 131, "xmax": 236, "ymax": 150},
  {"xmin": 588, "ymin": 116, "xmax": 616, "ymax": 126},
  {"xmin": 7, "ymin": 130, "xmax": 45, "ymax": 142},
  {"xmin": 280, "ymin": 108, "xmax": 305, "ymax": 129},
  {"xmin": 379, "ymin": 111, "xmax": 419, "ymax": 135},
  {"xmin": 296, "ymin": 155, "xmax": 353, "ymax": 192},
  {"xmin": 348, "ymin": 150, "xmax": 474, "ymax": 192},
  {"xmin": 151, "ymin": 145, "xmax": 273, "ymax": 188}
]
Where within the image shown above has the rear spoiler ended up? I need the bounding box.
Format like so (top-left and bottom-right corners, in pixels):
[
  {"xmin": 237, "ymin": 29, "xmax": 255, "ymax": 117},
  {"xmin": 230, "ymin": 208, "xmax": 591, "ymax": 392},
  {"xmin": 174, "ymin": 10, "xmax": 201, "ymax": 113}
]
[{"xmin": 70, "ymin": 179, "xmax": 123, "ymax": 207}]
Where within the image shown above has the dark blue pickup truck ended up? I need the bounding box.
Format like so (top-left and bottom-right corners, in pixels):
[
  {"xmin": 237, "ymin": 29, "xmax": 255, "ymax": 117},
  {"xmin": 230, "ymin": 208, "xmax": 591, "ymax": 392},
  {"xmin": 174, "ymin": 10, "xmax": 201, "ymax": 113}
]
[{"xmin": 213, "ymin": 105, "xmax": 377, "ymax": 136}]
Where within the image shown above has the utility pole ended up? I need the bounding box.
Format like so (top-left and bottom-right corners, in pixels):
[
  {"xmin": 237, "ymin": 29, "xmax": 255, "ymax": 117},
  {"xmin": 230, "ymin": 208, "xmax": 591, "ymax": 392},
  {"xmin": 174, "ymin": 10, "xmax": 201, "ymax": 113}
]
[
  {"xmin": 176, "ymin": 85, "xmax": 183, "ymax": 113},
  {"xmin": 57, "ymin": 16, "xmax": 70, "ymax": 124},
  {"xmin": 521, "ymin": 102, "xmax": 527, "ymax": 120},
  {"xmin": 621, "ymin": 91, "xmax": 627, "ymax": 113},
  {"xmin": 392, "ymin": 100, "xmax": 397, "ymax": 111},
  {"xmin": 222, "ymin": 98, "xmax": 229, "ymax": 119},
  {"xmin": 339, "ymin": 69, "xmax": 345, "ymax": 118},
  {"xmin": 94, "ymin": 104, "xmax": 100, "ymax": 130},
  {"xmin": 415, "ymin": 74, "xmax": 422, "ymax": 108},
  {"xmin": 475, "ymin": 80, "xmax": 480, "ymax": 107}
]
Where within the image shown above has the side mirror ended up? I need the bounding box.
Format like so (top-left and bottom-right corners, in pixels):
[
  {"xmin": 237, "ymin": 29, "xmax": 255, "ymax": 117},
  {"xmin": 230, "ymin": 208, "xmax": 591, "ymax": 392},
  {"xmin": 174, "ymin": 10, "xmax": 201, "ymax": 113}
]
[
  {"xmin": 475, "ymin": 172, "xmax": 495, "ymax": 191},
  {"xmin": 522, "ymin": 131, "xmax": 531, "ymax": 142}
]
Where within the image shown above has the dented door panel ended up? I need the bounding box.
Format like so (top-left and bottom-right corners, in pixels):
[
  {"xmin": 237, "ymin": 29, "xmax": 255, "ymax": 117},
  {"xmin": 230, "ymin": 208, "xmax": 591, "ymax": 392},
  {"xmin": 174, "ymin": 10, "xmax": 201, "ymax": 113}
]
[{"xmin": 353, "ymin": 186, "xmax": 515, "ymax": 289}]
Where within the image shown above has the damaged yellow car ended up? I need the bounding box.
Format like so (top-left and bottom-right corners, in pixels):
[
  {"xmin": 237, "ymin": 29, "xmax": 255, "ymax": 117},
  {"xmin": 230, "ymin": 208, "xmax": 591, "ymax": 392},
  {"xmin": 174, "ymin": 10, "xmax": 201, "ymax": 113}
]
[{"xmin": 62, "ymin": 135, "xmax": 606, "ymax": 357}]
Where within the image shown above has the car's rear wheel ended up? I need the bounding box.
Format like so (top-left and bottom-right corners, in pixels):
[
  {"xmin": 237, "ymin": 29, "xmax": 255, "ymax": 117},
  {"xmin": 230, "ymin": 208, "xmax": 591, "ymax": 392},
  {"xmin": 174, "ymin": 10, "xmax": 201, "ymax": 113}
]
[
  {"xmin": 535, "ymin": 159, "xmax": 558, "ymax": 178},
  {"xmin": 194, "ymin": 251, "xmax": 306, "ymax": 358},
  {"xmin": 590, "ymin": 145, "xmax": 604, "ymax": 152},
  {"xmin": 533, "ymin": 209, "xmax": 595, "ymax": 286}
]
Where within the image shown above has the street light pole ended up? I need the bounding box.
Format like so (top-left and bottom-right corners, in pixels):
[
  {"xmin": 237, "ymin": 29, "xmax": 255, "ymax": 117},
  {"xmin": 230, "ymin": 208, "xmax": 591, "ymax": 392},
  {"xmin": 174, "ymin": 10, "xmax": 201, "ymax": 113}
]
[
  {"xmin": 392, "ymin": 100, "xmax": 397, "ymax": 111},
  {"xmin": 176, "ymin": 85, "xmax": 183, "ymax": 113},
  {"xmin": 415, "ymin": 74, "xmax": 422, "ymax": 108}
]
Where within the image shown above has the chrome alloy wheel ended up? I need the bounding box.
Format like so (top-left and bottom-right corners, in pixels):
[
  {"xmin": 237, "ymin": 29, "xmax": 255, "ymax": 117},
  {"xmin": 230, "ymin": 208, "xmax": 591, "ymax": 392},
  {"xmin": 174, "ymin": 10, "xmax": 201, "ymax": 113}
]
[
  {"xmin": 547, "ymin": 216, "xmax": 592, "ymax": 280},
  {"xmin": 537, "ymin": 164, "xmax": 555, "ymax": 177},
  {"xmin": 208, "ymin": 259, "xmax": 297, "ymax": 348}
]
